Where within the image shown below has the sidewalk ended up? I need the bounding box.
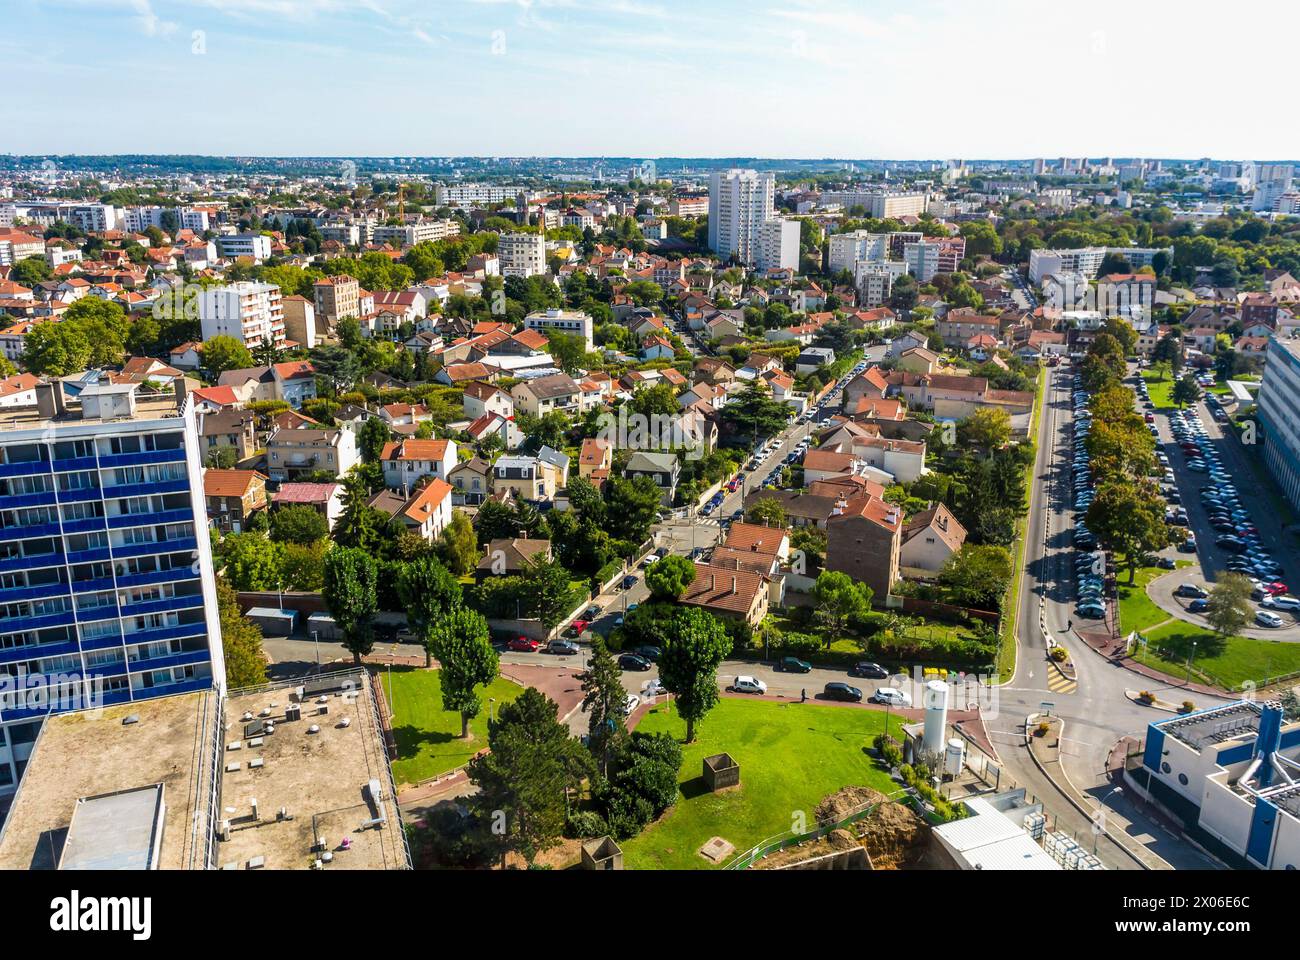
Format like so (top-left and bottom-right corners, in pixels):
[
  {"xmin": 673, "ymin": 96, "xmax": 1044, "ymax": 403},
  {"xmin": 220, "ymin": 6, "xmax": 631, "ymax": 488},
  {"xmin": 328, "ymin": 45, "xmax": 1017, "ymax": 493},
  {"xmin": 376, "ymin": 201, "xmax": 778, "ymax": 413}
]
[{"xmin": 1074, "ymin": 626, "xmax": 1231, "ymax": 699}]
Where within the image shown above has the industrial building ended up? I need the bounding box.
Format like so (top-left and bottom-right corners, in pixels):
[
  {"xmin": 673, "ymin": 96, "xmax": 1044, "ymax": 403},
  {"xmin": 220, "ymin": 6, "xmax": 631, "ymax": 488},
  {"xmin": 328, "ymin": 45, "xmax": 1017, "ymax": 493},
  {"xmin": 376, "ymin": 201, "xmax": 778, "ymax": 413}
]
[{"xmin": 1132, "ymin": 699, "xmax": 1300, "ymax": 869}]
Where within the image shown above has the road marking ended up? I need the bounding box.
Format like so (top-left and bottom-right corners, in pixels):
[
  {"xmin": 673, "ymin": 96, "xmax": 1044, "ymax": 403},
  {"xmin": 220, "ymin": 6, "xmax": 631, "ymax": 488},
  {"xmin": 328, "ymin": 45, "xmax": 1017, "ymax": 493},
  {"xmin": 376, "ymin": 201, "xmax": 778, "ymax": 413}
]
[{"xmin": 1047, "ymin": 671, "xmax": 1078, "ymax": 694}]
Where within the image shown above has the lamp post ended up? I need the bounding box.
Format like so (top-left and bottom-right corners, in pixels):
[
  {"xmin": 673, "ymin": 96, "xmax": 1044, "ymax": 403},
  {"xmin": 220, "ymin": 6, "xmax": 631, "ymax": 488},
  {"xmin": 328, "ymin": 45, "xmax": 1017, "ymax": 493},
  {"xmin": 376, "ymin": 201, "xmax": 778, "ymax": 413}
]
[
  {"xmin": 1186, "ymin": 640, "xmax": 1197, "ymax": 684},
  {"xmin": 489, "ymin": 697, "xmax": 496, "ymax": 724},
  {"xmin": 311, "ymin": 630, "xmax": 320, "ymax": 675},
  {"xmin": 1094, "ymin": 786, "xmax": 1123, "ymax": 855}
]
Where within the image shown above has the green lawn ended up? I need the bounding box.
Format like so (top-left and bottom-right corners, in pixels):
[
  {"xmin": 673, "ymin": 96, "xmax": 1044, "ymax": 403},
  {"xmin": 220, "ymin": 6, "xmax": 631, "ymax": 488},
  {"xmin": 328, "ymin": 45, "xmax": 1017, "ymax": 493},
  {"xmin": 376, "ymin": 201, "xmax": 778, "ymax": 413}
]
[
  {"xmin": 1117, "ymin": 562, "xmax": 1191, "ymax": 635},
  {"xmin": 1132, "ymin": 621, "xmax": 1300, "ymax": 691},
  {"xmin": 1000, "ymin": 365, "xmax": 1048, "ymax": 681},
  {"xmin": 619, "ymin": 697, "xmax": 905, "ymax": 870},
  {"xmin": 384, "ymin": 667, "xmax": 524, "ymax": 785},
  {"xmin": 1142, "ymin": 369, "xmax": 1177, "ymax": 410}
]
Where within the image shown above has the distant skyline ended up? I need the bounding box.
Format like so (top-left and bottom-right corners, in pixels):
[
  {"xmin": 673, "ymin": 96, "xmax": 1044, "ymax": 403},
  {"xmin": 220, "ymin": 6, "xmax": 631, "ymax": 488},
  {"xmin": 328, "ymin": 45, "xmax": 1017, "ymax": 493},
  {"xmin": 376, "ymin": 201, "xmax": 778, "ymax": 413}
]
[{"xmin": 6, "ymin": 0, "xmax": 1299, "ymax": 159}]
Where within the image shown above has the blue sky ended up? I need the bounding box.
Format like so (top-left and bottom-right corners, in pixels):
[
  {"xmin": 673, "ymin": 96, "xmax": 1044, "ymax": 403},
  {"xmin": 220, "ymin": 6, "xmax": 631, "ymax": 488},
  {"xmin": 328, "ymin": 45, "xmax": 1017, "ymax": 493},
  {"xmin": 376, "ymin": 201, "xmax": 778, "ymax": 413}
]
[{"xmin": 5, "ymin": 0, "xmax": 1298, "ymax": 159}]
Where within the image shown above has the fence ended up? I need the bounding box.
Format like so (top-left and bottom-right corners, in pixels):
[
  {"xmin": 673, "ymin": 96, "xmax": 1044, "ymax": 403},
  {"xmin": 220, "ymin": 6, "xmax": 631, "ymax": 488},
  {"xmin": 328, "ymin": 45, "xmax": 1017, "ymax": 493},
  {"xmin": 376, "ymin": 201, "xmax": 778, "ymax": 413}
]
[{"xmin": 723, "ymin": 787, "xmax": 910, "ymax": 870}]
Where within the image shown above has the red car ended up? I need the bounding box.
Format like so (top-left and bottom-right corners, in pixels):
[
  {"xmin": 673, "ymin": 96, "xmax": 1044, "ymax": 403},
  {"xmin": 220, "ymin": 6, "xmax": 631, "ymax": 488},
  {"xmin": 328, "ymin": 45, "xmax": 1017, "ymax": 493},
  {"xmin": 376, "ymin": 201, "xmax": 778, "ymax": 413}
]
[
  {"xmin": 1144, "ymin": 413, "xmax": 1155, "ymax": 423},
  {"xmin": 507, "ymin": 637, "xmax": 539, "ymax": 652},
  {"xmin": 1267, "ymin": 582, "xmax": 1289, "ymax": 596}
]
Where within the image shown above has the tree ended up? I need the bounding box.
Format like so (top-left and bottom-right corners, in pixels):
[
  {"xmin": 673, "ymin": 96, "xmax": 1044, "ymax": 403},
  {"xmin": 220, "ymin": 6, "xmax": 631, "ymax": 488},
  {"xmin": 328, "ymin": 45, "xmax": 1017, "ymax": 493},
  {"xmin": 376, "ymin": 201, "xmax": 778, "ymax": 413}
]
[
  {"xmin": 811, "ymin": 570, "xmax": 873, "ymax": 640},
  {"xmin": 323, "ymin": 547, "xmax": 379, "ymax": 665},
  {"xmin": 720, "ymin": 379, "xmax": 790, "ymax": 445},
  {"xmin": 396, "ymin": 556, "xmax": 464, "ymax": 668},
  {"xmin": 217, "ymin": 532, "xmax": 283, "ymax": 590},
  {"xmin": 957, "ymin": 407, "xmax": 1012, "ymax": 454},
  {"xmin": 1084, "ymin": 481, "xmax": 1170, "ymax": 582},
  {"xmin": 580, "ymin": 636, "xmax": 628, "ymax": 772},
  {"xmin": 10, "ymin": 256, "xmax": 52, "ymax": 286},
  {"xmin": 357, "ymin": 416, "xmax": 393, "ymax": 464},
  {"xmin": 657, "ymin": 608, "xmax": 732, "ymax": 743},
  {"xmin": 604, "ymin": 474, "xmax": 663, "ymax": 543},
  {"xmin": 746, "ymin": 497, "xmax": 787, "ymax": 528},
  {"xmin": 216, "ymin": 579, "xmax": 268, "ymax": 688},
  {"xmin": 437, "ymin": 510, "xmax": 480, "ymax": 576},
  {"xmin": 939, "ymin": 544, "xmax": 1014, "ymax": 611},
  {"xmin": 21, "ymin": 321, "xmax": 92, "ymax": 376},
  {"xmin": 467, "ymin": 687, "xmax": 592, "ymax": 866},
  {"xmin": 203, "ymin": 334, "xmax": 255, "ymax": 375},
  {"xmin": 1173, "ymin": 373, "xmax": 1202, "ymax": 409},
  {"xmin": 545, "ymin": 330, "xmax": 591, "ymax": 376},
  {"xmin": 427, "ymin": 606, "xmax": 498, "ymax": 737},
  {"xmin": 268, "ymin": 504, "xmax": 330, "ymax": 545},
  {"xmin": 1151, "ymin": 333, "xmax": 1183, "ymax": 378},
  {"xmin": 1205, "ymin": 574, "xmax": 1254, "ymax": 638},
  {"xmin": 645, "ymin": 554, "xmax": 696, "ymax": 601}
]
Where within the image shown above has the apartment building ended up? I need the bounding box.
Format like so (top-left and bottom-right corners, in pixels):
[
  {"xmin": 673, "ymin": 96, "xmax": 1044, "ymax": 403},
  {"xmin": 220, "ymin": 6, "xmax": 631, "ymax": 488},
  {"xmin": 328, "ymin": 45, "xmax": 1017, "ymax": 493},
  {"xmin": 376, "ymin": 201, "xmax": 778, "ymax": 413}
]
[
  {"xmin": 524, "ymin": 307, "xmax": 593, "ymax": 350},
  {"xmin": 435, "ymin": 183, "xmax": 529, "ymax": 206},
  {"xmin": 828, "ymin": 231, "xmax": 889, "ymax": 274},
  {"xmin": 903, "ymin": 240, "xmax": 942, "ymax": 283},
  {"xmin": 0, "ymin": 382, "xmax": 226, "ymax": 796},
  {"xmin": 855, "ymin": 260, "xmax": 907, "ymax": 307},
  {"xmin": 122, "ymin": 205, "xmax": 211, "ymax": 233},
  {"xmin": 372, "ymin": 218, "xmax": 460, "ymax": 247},
  {"xmin": 708, "ymin": 168, "xmax": 775, "ymax": 266},
  {"xmin": 1029, "ymin": 246, "xmax": 1172, "ymax": 283},
  {"xmin": 669, "ymin": 196, "xmax": 709, "ymax": 217},
  {"xmin": 0, "ymin": 231, "xmax": 45, "ymax": 266},
  {"xmin": 198, "ymin": 282, "xmax": 285, "ymax": 349},
  {"xmin": 1257, "ymin": 337, "xmax": 1300, "ymax": 511},
  {"xmin": 757, "ymin": 218, "xmax": 801, "ymax": 272},
  {"xmin": 312, "ymin": 273, "xmax": 360, "ymax": 330},
  {"xmin": 498, "ymin": 232, "xmax": 548, "ymax": 278},
  {"xmin": 265, "ymin": 427, "xmax": 358, "ymax": 482},
  {"xmin": 215, "ymin": 233, "xmax": 272, "ymax": 261},
  {"xmin": 826, "ymin": 495, "xmax": 903, "ymax": 602},
  {"xmin": 822, "ymin": 190, "xmax": 928, "ymax": 219},
  {"xmin": 379, "ymin": 438, "xmax": 459, "ymax": 492}
]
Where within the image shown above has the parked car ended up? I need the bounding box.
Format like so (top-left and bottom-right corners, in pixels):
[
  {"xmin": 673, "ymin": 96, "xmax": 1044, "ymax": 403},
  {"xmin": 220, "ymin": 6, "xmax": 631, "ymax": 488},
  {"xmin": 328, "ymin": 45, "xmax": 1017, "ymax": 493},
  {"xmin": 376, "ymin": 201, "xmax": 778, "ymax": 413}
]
[
  {"xmin": 1262, "ymin": 595, "xmax": 1300, "ymax": 611},
  {"xmin": 732, "ymin": 675, "xmax": 768, "ymax": 695},
  {"xmin": 869, "ymin": 687, "xmax": 912, "ymax": 707},
  {"xmin": 632, "ymin": 645, "xmax": 662, "ymax": 662},
  {"xmin": 1176, "ymin": 583, "xmax": 1208, "ymax": 599},
  {"xmin": 547, "ymin": 639, "xmax": 579, "ymax": 656},
  {"xmin": 621, "ymin": 574, "xmax": 639, "ymax": 590},
  {"xmin": 618, "ymin": 653, "xmax": 652, "ymax": 671},
  {"xmin": 508, "ymin": 637, "xmax": 540, "ymax": 653},
  {"xmin": 850, "ymin": 661, "xmax": 889, "ymax": 679},
  {"xmin": 823, "ymin": 682, "xmax": 863, "ymax": 703},
  {"xmin": 1256, "ymin": 611, "xmax": 1285, "ymax": 629},
  {"xmin": 583, "ymin": 605, "xmax": 602, "ymax": 621},
  {"xmin": 777, "ymin": 656, "xmax": 812, "ymax": 673}
]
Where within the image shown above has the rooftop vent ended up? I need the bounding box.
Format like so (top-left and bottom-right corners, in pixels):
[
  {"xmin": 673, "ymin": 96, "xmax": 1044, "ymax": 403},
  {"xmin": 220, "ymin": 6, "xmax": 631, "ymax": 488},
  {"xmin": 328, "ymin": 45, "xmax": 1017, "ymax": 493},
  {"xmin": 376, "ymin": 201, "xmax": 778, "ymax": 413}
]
[{"xmin": 121, "ymin": 714, "xmax": 140, "ymax": 725}]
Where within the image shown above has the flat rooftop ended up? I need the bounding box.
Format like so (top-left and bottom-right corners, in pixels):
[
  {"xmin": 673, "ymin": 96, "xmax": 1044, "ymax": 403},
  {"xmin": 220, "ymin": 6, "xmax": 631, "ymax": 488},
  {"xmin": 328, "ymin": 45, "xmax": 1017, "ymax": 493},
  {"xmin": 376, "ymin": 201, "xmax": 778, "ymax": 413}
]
[
  {"xmin": 216, "ymin": 671, "xmax": 409, "ymax": 871},
  {"xmin": 0, "ymin": 692, "xmax": 218, "ymax": 870},
  {"xmin": 1157, "ymin": 701, "xmax": 1262, "ymax": 751},
  {"xmin": 0, "ymin": 392, "xmax": 184, "ymax": 430}
]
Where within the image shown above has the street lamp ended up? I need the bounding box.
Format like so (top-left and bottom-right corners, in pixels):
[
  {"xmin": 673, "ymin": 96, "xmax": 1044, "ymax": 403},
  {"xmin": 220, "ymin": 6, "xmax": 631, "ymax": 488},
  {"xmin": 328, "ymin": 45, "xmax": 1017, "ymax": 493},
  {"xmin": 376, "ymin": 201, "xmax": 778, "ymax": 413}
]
[
  {"xmin": 1094, "ymin": 786, "xmax": 1123, "ymax": 855},
  {"xmin": 1186, "ymin": 640, "xmax": 1197, "ymax": 684},
  {"xmin": 311, "ymin": 630, "xmax": 320, "ymax": 675},
  {"xmin": 489, "ymin": 697, "xmax": 497, "ymax": 723}
]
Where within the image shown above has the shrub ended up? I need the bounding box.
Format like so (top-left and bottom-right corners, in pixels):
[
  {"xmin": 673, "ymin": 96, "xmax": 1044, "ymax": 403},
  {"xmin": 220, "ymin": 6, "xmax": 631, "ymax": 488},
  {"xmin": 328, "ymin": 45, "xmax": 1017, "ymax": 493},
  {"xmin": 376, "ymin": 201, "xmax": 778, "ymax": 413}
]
[
  {"xmin": 1138, "ymin": 690, "xmax": 1155, "ymax": 704},
  {"xmin": 1181, "ymin": 700, "xmax": 1196, "ymax": 714},
  {"xmin": 873, "ymin": 733, "xmax": 904, "ymax": 769},
  {"xmin": 1049, "ymin": 646, "xmax": 1068, "ymax": 662},
  {"xmin": 1034, "ymin": 721, "xmax": 1051, "ymax": 737},
  {"xmin": 565, "ymin": 810, "xmax": 609, "ymax": 839}
]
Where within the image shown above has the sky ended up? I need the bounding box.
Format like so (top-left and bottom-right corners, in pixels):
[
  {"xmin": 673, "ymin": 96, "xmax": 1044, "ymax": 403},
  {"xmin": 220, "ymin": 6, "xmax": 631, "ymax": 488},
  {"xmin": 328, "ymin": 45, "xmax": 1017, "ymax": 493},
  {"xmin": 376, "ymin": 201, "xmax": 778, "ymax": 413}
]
[{"xmin": 5, "ymin": 0, "xmax": 1299, "ymax": 160}]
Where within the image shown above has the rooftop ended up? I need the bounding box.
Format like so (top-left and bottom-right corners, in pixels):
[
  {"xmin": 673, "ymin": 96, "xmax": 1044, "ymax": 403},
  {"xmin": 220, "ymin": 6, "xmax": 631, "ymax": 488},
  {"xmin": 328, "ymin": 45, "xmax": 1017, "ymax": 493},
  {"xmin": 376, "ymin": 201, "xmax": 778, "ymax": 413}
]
[
  {"xmin": 216, "ymin": 672, "xmax": 408, "ymax": 870},
  {"xmin": 0, "ymin": 693, "xmax": 219, "ymax": 870}
]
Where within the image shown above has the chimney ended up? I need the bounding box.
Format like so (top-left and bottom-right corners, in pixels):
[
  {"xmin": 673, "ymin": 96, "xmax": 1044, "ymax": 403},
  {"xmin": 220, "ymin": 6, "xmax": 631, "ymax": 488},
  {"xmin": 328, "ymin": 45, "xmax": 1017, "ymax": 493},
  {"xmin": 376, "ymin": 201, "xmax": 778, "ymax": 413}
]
[
  {"xmin": 731, "ymin": 576, "xmax": 737, "ymax": 595},
  {"xmin": 35, "ymin": 381, "xmax": 66, "ymax": 420}
]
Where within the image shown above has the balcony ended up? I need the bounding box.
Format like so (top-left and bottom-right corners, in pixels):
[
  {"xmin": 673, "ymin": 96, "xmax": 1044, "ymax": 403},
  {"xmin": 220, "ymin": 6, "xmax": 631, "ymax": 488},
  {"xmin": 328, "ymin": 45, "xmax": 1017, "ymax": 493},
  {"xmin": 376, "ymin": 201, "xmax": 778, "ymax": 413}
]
[
  {"xmin": 0, "ymin": 460, "xmax": 51, "ymax": 480},
  {"xmin": 0, "ymin": 522, "xmax": 61, "ymax": 543},
  {"xmin": 0, "ymin": 581, "xmax": 70, "ymax": 605},
  {"xmin": 79, "ymin": 630, "xmax": 126, "ymax": 651},
  {"xmin": 115, "ymin": 567, "xmax": 200, "ymax": 590},
  {"xmin": 61, "ymin": 516, "xmax": 108, "ymax": 535},
  {"xmin": 0, "ymin": 638, "xmax": 79, "ymax": 666},
  {"xmin": 117, "ymin": 593, "xmax": 204, "ymax": 619},
  {"xmin": 0, "ymin": 551, "xmax": 63, "ymax": 574},
  {"xmin": 125, "ymin": 648, "xmax": 210, "ymax": 674},
  {"xmin": 119, "ymin": 621, "xmax": 206, "ymax": 648},
  {"xmin": 96, "ymin": 447, "xmax": 187, "ymax": 470},
  {"xmin": 50, "ymin": 455, "xmax": 99, "ymax": 474},
  {"xmin": 0, "ymin": 610, "xmax": 76, "ymax": 634},
  {"xmin": 63, "ymin": 547, "xmax": 111, "ymax": 565},
  {"xmin": 113, "ymin": 536, "xmax": 197, "ymax": 560},
  {"xmin": 108, "ymin": 508, "xmax": 192, "ymax": 531},
  {"xmin": 0, "ymin": 491, "xmax": 57, "ymax": 511},
  {"xmin": 55, "ymin": 486, "xmax": 103, "ymax": 504},
  {"xmin": 101, "ymin": 478, "xmax": 190, "ymax": 500}
]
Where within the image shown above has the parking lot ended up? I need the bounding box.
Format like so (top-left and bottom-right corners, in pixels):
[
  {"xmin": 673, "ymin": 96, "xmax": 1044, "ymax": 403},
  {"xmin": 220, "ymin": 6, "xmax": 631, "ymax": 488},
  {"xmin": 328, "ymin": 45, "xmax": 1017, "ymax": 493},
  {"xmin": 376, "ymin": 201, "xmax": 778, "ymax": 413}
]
[{"xmin": 1134, "ymin": 367, "xmax": 1300, "ymax": 638}]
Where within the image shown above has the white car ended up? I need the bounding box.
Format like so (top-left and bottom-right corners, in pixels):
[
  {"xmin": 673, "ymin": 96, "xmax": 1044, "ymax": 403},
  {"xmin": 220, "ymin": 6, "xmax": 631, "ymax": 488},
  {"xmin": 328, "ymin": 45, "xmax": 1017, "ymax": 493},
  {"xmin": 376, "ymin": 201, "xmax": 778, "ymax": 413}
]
[
  {"xmin": 642, "ymin": 554, "xmax": 660, "ymax": 566},
  {"xmin": 732, "ymin": 675, "xmax": 767, "ymax": 695},
  {"xmin": 1262, "ymin": 595, "xmax": 1300, "ymax": 611},
  {"xmin": 1256, "ymin": 611, "xmax": 1285, "ymax": 628},
  {"xmin": 642, "ymin": 678, "xmax": 667, "ymax": 697},
  {"xmin": 624, "ymin": 694, "xmax": 641, "ymax": 714},
  {"xmin": 870, "ymin": 687, "xmax": 912, "ymax": 707}
]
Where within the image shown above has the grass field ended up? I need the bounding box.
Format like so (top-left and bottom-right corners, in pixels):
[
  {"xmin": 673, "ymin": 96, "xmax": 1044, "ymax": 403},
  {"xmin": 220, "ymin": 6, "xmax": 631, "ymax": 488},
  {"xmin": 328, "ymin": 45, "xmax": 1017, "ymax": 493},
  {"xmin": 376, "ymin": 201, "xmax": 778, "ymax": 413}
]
[
  {"xmin": 384, "ymin": 667, "xmax": 524, "ymax": 785},
  {"xmin": 999, "ymin": 365, "xmax": 1048, "ymax": 682},
  {"xmin": 1117, "ymin": 562, "xmax": 1192, "ymax": 635},
  {"xmin": 1142, "ymin": 369, "xmax": 1177, "ymax": 410},
  {"xmin": 619, "ymin": 697, "xmax": 905, "ymax": 870},
  {"xmin": 1132, "ymin": 621, "xmax": 1300, "ymax": 691}
]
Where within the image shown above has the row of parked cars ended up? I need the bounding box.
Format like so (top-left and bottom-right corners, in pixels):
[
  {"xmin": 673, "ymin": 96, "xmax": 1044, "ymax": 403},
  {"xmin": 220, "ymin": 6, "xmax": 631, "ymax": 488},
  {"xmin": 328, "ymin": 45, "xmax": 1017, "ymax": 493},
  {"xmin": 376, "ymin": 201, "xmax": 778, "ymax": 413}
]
[{"xmin": 1070, "ymin": 378, "xmax": 1107, "ymax": 619}]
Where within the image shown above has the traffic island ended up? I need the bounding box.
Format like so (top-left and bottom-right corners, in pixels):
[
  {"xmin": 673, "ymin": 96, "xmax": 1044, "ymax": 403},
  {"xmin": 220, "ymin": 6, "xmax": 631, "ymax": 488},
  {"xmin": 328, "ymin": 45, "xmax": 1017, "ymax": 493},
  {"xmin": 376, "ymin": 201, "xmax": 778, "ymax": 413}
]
[{"xmin": 1124, "ymin": 689, "xmax": 1197, "ymax": 714}]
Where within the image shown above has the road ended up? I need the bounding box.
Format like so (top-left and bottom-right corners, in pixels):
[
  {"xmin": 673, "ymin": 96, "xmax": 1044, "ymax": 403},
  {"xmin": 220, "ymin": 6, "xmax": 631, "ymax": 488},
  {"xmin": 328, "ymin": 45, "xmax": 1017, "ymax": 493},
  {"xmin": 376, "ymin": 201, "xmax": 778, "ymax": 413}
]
[{"xmin": 991, "ymin": 363, "xmax": 1223, "ymax": 869}]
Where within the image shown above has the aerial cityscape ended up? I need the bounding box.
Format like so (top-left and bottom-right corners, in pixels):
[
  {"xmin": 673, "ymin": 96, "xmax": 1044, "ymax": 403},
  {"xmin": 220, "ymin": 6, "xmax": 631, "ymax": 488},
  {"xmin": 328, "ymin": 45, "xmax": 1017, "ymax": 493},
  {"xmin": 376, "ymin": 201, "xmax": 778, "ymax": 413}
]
[{"xmin": 0, "ymin": 0, "xmax": 1293, "ymax": 937}]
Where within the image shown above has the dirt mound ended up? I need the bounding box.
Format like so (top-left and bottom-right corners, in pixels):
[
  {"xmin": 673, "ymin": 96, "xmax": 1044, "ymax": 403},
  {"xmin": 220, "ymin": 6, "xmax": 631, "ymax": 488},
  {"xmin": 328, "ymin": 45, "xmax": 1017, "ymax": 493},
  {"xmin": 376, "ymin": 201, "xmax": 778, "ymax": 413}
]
[
  {"xmin": 814, "ymin": 785, "xmax": 889, "ymax": 825},
  {"xmin": 854, "ymin": 799, "xmax": 927, "ymax": 869}
]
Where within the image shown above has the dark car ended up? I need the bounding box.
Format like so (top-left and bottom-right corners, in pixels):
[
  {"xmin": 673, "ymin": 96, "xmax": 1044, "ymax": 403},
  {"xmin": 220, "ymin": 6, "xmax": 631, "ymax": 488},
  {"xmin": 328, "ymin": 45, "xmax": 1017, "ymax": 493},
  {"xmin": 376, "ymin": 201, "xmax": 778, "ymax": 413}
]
[
  {"xmin": 850, "ymin": 661, "xmax": 889, "ymax": 679},
  {"xmin": 632, "ymin": 645, "xmax": 662, "ymax": 662},
  {"xmin": 618, "ymin": 653, "xmax": 652, "ymax": 671},
  {"xmin": 777, "ymin": 656, "xmax": 812, "ymax": 673},
  {"xmin": 823, "ymin": 682, "xmax": 863, "ymax": 703},
  {"xmin": 621, "ymin": 574, "xmax": 639, "ymax": 590}
]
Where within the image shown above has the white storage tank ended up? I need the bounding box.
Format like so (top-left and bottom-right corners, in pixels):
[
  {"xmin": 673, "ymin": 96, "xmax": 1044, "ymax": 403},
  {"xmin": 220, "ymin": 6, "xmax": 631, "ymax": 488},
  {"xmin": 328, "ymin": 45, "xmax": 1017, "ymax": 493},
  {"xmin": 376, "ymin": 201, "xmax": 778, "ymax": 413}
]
[
  {"xmin": 944, "ymin": 737, "xmax": 966, "ymax": 778},
  {"xmin": 923, "ymin": 680, "xmax": 949, "ymax": 754}
]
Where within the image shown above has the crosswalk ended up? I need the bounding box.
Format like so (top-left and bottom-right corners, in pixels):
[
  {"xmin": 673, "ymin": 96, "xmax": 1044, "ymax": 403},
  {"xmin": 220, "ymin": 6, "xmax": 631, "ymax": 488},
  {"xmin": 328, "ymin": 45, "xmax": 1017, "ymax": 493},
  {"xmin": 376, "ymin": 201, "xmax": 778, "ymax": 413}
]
[{"xmin": 1047, "ymin": 666, "xmax": 1078, "ymax": 695}]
